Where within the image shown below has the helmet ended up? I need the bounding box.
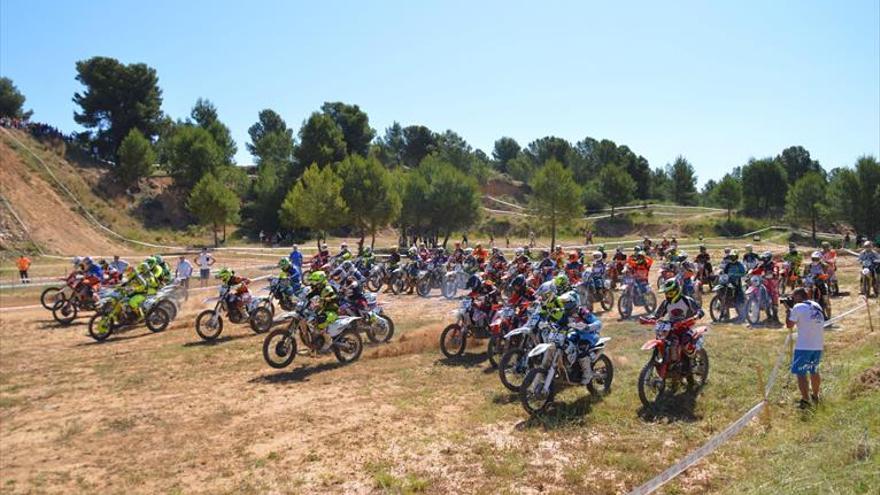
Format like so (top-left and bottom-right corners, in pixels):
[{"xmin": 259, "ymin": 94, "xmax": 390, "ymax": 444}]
[
  {"xmin": 321, "ymin": 285, "xmax": 335, "ymax": 298},
  {"xmin": 511, "ymin": 274, "xmax": 526, "ymax": 289},
  {"xmin": 465, "ymin": 248, "xmax": 474, "ymax": 255},
  {"xmin": 615, "ymin": 246, "xmax": 623, "ymax": 254},
  {"xmin": 72, "ymin": 256, "xmax": 83, "ymax": 266},
  {"xmin": 560, "ymin": 291, "xmax": 580, "ymax": 312},
  {"xmin": 408, "ymin": 247, "xmax": 418, "ymax": 256},
  {"xmin": 633, "ymin": 246, "xmax": 642, "ymax": 254},
  {"xmin": 678, "ymin": 252, "xmax": 688, "ymax": 261},
  {"xmin": 216, "ymin": 267, "xmax": 234, "ymax": 284},
  {"xmin": 154, "ymin": 255, "xmax": 164, "ymax": 265},
  {"xmin": 568, "ymin": 252, "xmax": 579, "ymax": 262},
  {"xmin": 760, "ymin": 251, "xmax": 772, "ymax": 261},
  {"xmin": 592, "ymin": 251, "xmax": 602, "ymax": 260},
  {"xmin": 723, "ymin": 247, "xmax": 731, "ymax": 255},
  {"xmin": 553, "ymin": 274, "xmax": 568, "ymax": 289},
  {"xmin": 340, "ymin": 260, "xmax": 354, "ymax": 272},
  {"xmin": 137, "ymin": 262, "xmax": 151, "ymax": 274},
  {"xmin": 83, "ymin": 256, "xmax": 94, "ymax": 266},
  {"xmin": 308, "ymin": 270, "xmax": 327, "ymax": 286},
  {"xmin": 536, "ymin": 281, "xmax": 556, "ymax": 302},
  {"xmin": 699, "ymin": 245, "xmax": 707, "ymax": 252},
  {"xmin": 661, "ymin": 279, "xmax": 682, "ymax": 302},
  {"xmin": 821, "ymin": 241, "xmax": 830, "ymax": 249},
  {"xmin": 597, "ymin": 244, "xmax": 605, "ymax": 252},
  {"xmin": 863, "ymin": 241, "xmax": 873, "ymax": 249},
  {"xmin": 363, "ymin": 247, "xmax": 373, "ymax": 255},
  {"xmin": 515, "ymin": 248, "xmax": 524, "ymax": 257},
  {"xmin": 729, "ymin": 250, "xmax": 739, "ymax": 262},
  {"xmin": 465, "ymin": 274, "xmax": 481, "ymax": 291},
  {"xmin": 145, "ymin": 256, "xmax": 157, "ymax": 267},
  {"xmin": 340, "ymin": 243, "xmax": 348, "ymax": 249},
  {"xmin": 745, "ymin": 244, "xmax": 753, "ymax": 252},
  {"xmin": 278, "ymin": 258, "xmax": 291, "ymax": 270},
  {"xmin": 811, "ymin": 251, "xmax": 821, "ymax": 261}
]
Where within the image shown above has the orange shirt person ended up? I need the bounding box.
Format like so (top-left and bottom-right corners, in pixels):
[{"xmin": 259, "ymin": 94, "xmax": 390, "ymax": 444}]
[
  {"xmin": 473, "ymin": 244, "xmax": 489, "ymax": 263},
  {"xmin": 16, "ymin": 255, "xmax": 32, "ymax": 284},
  {"xmin": 626, "ymin": 251, "xmax": 654, "ymax": 282}
]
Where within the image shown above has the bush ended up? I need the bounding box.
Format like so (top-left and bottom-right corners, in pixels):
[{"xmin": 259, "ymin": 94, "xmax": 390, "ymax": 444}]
[{"xmin": 714, "ymin": 219, "xmax": 748, "ymax": 237}]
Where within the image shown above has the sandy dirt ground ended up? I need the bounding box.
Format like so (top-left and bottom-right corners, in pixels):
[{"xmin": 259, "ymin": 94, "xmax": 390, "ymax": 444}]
[{"xmin": 0, "ymin": 249, "xmax": 877, "ymax": 494}]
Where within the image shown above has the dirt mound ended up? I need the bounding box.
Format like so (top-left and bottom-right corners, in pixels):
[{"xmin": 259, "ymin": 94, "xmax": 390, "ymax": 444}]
[
  {"xmin": 849, "ymin": 364, "xmax": 880, "ymax": 397},
  {"xmin": 0, "ymin": 134, "xmax": 124, "ymax": 255}
]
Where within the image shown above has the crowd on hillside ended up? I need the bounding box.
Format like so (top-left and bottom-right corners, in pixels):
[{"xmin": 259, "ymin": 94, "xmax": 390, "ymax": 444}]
[{"xmin": 0, "ymin": 117, "xmax": 68, "ymax": 141}]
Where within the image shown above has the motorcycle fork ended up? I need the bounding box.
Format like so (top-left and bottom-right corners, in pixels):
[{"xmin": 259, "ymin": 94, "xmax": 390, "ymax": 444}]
[{"xmin": 542, "ymin": 352, "xmax": 558, "ymax": 394}]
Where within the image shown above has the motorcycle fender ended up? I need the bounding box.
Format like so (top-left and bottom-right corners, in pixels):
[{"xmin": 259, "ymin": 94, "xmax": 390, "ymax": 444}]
[
  {"xmin": 527, "ymin": 343, "xmax": 553, "ymax": 358},
  {"xmin": 640, "ymin": 339, "xmax": 662, "ymax": 351},
  {"xmin": 595, "ymin": 336, "xmax": 611, "ymax": 347},
  {"xmin": 328, "ymin": 316, "xmax": 360, "ymax": 336},
  {"xmin": 503, "ymin": 326, "xmax": 531, "ymax": 340},
  {"xmin": 692, "ymin": 326, "xmax": 708, "ymax": 339}
]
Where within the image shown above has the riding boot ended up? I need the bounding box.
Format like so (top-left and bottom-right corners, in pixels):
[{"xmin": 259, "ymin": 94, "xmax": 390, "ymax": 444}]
[{"xmin": 578, "ymin": 356, "xmax": 593, "ymax": 384}]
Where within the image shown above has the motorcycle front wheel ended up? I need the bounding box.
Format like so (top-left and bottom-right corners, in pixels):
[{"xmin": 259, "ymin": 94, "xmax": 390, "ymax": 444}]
[
  {"xmin": 367, "ymin": 274, "xmax": 383, "ymax": 293},
  {"xmin": 87, "ymin": 314, "xmax": 114, "ymax": 342},
  {"xmin": 637, "ymin": 360, "xmax": 665, "ymax": 409},
  {"xmin": 617, "ymin": 293, "xmax": 633, "ymax": 319},
  {"xmin": 442, "ymin": 280, "xmax": 457, "ymax": 300},
  {"xmin": 366, "ymin": 315, "xmax": 394, "ymax": 344},
  {"xmin": 195, "ymin": 310, "xmax": 223, "ymax": 341},
  {"xmin": 440, "ymin": 324, "xmax": 467, "ymax": 358},
  {"xmin": 520, "ymin": 367, "xmax": 555, "ymax": 415},
  {"xmin": 499, "ymin": 348, "xmax": 531, "ymax": 392},
  {"xmin": 263, "ymin": 329, "xmax": 297, "ymax": 368},
  {"xmin": 745, "ymin": 297, "xmax": 761, "ymax": 325},
  {"xmin": 416, "ymin": 279, "xmax": 431, "ymax": 297},
  {"xmin": 600, "ymin": 290, "xmax": 614, "ymax": 312},
  {"xmin": 40, "ymin": 287, "xmax": 63, "ymax": 310}
]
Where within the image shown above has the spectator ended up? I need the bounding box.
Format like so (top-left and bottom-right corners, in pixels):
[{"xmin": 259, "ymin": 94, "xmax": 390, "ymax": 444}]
[
  {"xmin": 786, "ymin": 288, "xmax": 825, "ymax": 409},
  {"xmin": 289, "ymin": 244, "xmax": 303, "ymax": 273},
  {"xmin": 462, "ymin": 232, "xmax": 469, "ymax": 248},
  {"xmin": 843, "ymin": 233, "xmax": 850, "ymax": 249},
  {"xmin": 16, "ymin": 254, "xmax": 31, "ymax": 284},
  {"xmin": 505, "ymin": 235, "xmax": 510, "ymax": 248},
  {"xmin": 195, "ymin": 248, "xmax": 215, "ymax": 288},
  {"xmin": 175, "ymin": 255, "xmax": 193, "ymax": 300},
  {"xmin": 528, "ymin": 230, "xmax": 536, "ymax": 248},
  {"xmin": 109, "ymin": 255, "xmax": 129, "ymax": 273}
]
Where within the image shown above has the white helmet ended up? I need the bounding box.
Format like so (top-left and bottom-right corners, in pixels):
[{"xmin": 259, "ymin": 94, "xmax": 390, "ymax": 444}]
[
  {"xmin": 72, "ymin": 256, "xmax": 83, "ymax": 266},
  {"xmin": 591, "ymin": 251, "xmax": 602, "ymax": 260},
  {"xmin": 811, "ymin": 251, "xmax": 822, "ymax": 260},
  {"xmin": 515, "ymin": 247, "xmax": 524, "ymax": 257},
  {"xmin": 536, "ymin": 281, "xmax": 557, "ymax": 301}
]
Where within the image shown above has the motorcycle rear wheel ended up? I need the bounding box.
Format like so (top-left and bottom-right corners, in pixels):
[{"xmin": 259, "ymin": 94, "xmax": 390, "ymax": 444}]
[
  {"xmin": 333, "ymin": 329, "xmax": 363, "ymax": 363},
  {"xmin": 145, "ymin": 307, "xmax": 170, "ymax": 333},
  {"xmin": 600, "ymin": 290, "xmax": 614, "ymax": 312},
  {"xmin": 52, "ymin": 299, "xmax": 78, "ymax": 326},
  {"xmin": 248, "ymin": 307, "xmax": 273, "ymax": 333},
  {"xmin": 586, "ymin": 354, "xmax": 614, "ymax": 396}
]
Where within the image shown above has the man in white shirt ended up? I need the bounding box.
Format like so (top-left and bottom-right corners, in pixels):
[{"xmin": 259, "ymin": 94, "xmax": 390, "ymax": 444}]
[
  {"xmin": 786, "ymin": 288, "xmax": 825, "ymax": 409},
  {"xmin": 175, "ymin": 255, "xmax": 194, "ymax": 299},
  {"xmin": 194, "ymin": 248, "xmax": 215, "ymax": 288},
  {"xmin": 109, "ymin": 255, "xmax": 129, "ymax": 273}
]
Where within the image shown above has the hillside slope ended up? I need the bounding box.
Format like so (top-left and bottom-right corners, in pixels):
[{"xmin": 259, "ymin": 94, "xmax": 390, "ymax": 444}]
[{"xmin": 0, "ymin": 130, "xmax": 126, "ymax": 256}]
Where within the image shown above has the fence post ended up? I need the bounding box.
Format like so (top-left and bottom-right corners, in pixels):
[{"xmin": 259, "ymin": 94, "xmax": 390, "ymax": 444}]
[
  {"xmin": 865, "ymin": 296, "xmax": 875, "ymax": 333},
  {"xmin": 756, "ymin": 365, "xmax": 771, "ymax": 428}
]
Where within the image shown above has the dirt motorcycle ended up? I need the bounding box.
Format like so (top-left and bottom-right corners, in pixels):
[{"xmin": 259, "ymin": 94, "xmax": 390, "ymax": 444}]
[
  {"xmin": 339, "ymin": 291, "xmax": 395, "ymax": 343},
  {"xmin": 439, "ymin": 298, "xmax": 500, "ymax": 358},
  {"xmin": 485, "ymin": 304, "xmax": 529, "ymax": 367},
  {"xmin": 442, "ymin": 263, "xmax": 470, "ymax": 299},
  {"xmin": 366, "ymin": 262, "xmax": 391, "ymax": 293},
  {"xmin": 87, "ymin": 289, "xmax": 171, "ymax": 342},
  {"xmin": 803, "ymin": 274, "xmax": 831, "ymax": 320},
  {"xmin": 50, "ymin": 278, "xmax": 101, "ymax": 325},
  {"xmin": 577, "ymin": 269, "xmax": 614, "ymax": 313},
  {"xmin": 498, "ymin": 305, "xmax": 549, "ymax": 392},
  {"xmin": 262, "ymin": 298, "xmax": 364, "ymax": 368},
  {"xmin": 745, "ymin": 274, "xmax": 777, "ymax": 325},
  {"xmin": 637, "ymin": 316, "xmax": 709, "ymax": 409},
  {"xmin": 519, "ymin": 324, "xmax": 613, "ymax": 415},
  {"xmin": 194, "ymin": 285, "xmax": 273, "ymax": 341},
  {"xmin": 416, "ymin": 261, "xmax": 445, "ymax": 297},
  {"xmin": 859, "ymin": 259, "xmax": 880, "ymax": 298},
  {"xmin": 695, "ymin": 261, "xmax": 715, "ymax": 291},
  {"xmin": 709, "ymin": 273, "xmax": 744, "ymax": 323},
  {"xmin": 778, "ymin": 261, "xmax": 800, "ymax": 295},
  {"xmin": 617, "ymin": 272, "xmax": 657, "ymax": 319},
  {"xmin": 261, "ymin": 276, "xmax": 300, "ymax": 316},
  {"xmin": 390, "ymin": 263, "xmax": 418, "ymax": 295},
  {"xmin": 40, "ymin": 272, "xmax": 95, "ymax": 311}
]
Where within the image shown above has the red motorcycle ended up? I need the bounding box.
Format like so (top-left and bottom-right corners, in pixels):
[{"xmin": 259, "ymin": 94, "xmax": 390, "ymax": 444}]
[
  {"xmin": 636, "ymin": 316, "xmax": 710, "ymax": 409},
  {"xmin": 487, "ymin": 303, "xmax": 530, "ymax": 367},
  {"xmin": 44, "ymin": 272, "xmax": 103, "ymax": 325}
]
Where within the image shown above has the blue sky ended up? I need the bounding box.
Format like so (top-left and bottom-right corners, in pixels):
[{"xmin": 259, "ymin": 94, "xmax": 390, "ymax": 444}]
[{"xmin": 2, "ymin": 1, "xmax": 878, "ymax": 184}]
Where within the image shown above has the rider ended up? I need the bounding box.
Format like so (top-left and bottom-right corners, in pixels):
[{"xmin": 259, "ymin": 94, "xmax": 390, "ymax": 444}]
[
  {"xmin": 718, "ymin": 247, "xmax": 733, "ymax": 273},
  {"xmin": 742, "ymin": 245, "xmax": 759, "ymax": 270},
  {"xmin": 359, "ymin": 247, "xmax": 376, "ymax": 271},
  {"xmin": 626, "ymin": 247, "xmax": 653, "ymax": 296},
  {"xmin": 588, "ymin": 251, "xmax": 606, "ymax": 292},
  {"xmin": 277, "ymin": 258, "xmax": 303, "ymax": 298},
  {"xmin": 858, "ymin": 242, "xmax": 880, "ymax": 295},
  {"xmin": 153, "ymin": 255, "xmax": 172, "ymax": 284},
  {"xmin": 121, "ymin": 261, "xmax": 158, "ymax": 321},
  {"xmin": 750, "ymin": 251, "xmax": 780, "ymax": 322},
  {"xmin": 553, "ymin": 273, "xmax": 572, "ymax": 294},
  {"xmin": 819, "ymin": 241, "xmax": 837, "ymax": 288},
  {"xmin": 803, "ymin": 251, "xmax": 829, "ymax": 307},
  {"xmin": 783, "ymin": 243, "xmax": 803, "ymax": 281},
  {"xmin": 78, "ymin": 257, "xmax": 104, "ymax": 300},
  {"xmin": 465, "ymin": 274, "xmax": 501, "ymax": 324},
  {"xmin": 216, "ymin": 268, "xmax": 251, "ymax": 316},
  {"xmin": 695, "ymin": 245, "xmax": 712, "ymax": 279},
  {"xmin": 653, "ymin": 279, "xmax": 705, "ymax": 358},
  {"xmin": 565, "ymin": 252, "xmax": 583, "ymax": 281},
  {"xmin": 723, "ymin": 251, "xmax": 747, "ymax": 303},
  {"xmin": 473, "ymin": 243, "xmax": 489, "ymax": 264},
  {"xmin": 507, "ymin": 274, "xmax": 536, "ymax": 309},
  {"xmin": 305, "ymin": 271, "xmax": 339, "ymax": 351}
]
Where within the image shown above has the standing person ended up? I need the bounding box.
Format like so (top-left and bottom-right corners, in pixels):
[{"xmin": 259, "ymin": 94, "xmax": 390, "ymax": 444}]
[
  {"xmin": 174, "ymin": 255, "xmax": 193, "ymax": 300},
  {"xmin": 505, "ymin": 234, "xmax": 510, "ymax": 248},
  {"xmin": 289, "ymin": 244, "xmax": 303, "ymax": 275},
  {"xmin": 195, "ymin": 248, "xmax": 215, "ymax": 288},
  {"xmin": 528, "ymin": 230, "xmax": 536, "ymax": 248},
  {"xmin": 786, "ymin": 288, "xmax": 825, "ymax": 409},
  {"xmin": 109, "ymin": 255, "xmax": 129, "ymax": 274},
  {"xmin": 462, "ymin": 232, "xmax": 469, "ymax": 248},
  {"xmin": 843, "ymin": 233, "xmax": 850, "ymax": 249},
  {"xmin": 16, "ymin": 254, "xmax": 31, "ymax": 284}
]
